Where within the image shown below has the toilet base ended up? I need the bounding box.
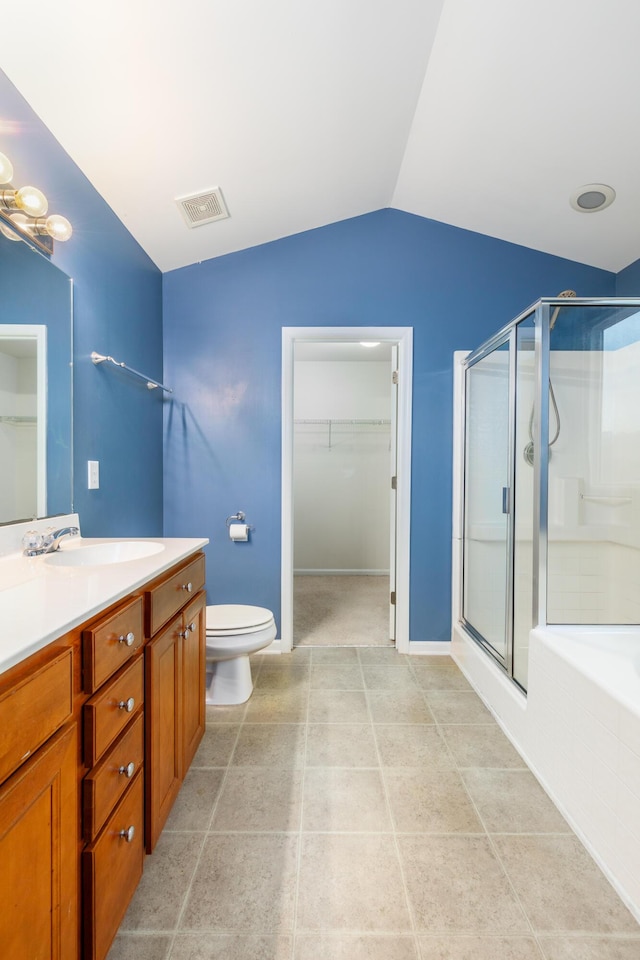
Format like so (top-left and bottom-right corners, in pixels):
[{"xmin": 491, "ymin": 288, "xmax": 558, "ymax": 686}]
[{"xmin": 206, "ymin": 653, "xmax": 253, "ymax": 705}]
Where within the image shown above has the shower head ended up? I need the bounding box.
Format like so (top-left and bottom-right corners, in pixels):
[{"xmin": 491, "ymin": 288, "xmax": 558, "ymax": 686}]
[{"xmin": 550, "ymin": 289, "xmax": 577, "ymax": 329}]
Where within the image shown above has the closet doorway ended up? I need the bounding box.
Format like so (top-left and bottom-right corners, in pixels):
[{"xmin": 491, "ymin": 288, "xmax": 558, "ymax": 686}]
[{"xmin": 282, "ymin": 327, "xmax": 412, "ymax": 653}]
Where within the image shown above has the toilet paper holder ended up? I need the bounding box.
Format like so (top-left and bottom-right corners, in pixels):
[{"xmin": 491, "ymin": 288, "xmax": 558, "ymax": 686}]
[{"xmin": 225, "ymin": 511, "xmax": 254, "ymax": 542}]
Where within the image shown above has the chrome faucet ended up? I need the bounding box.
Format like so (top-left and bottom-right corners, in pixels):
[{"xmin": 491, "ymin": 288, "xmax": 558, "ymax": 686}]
[{"xmin": 22, "ymin": 526, "xmax": 80, "ymax": 557}]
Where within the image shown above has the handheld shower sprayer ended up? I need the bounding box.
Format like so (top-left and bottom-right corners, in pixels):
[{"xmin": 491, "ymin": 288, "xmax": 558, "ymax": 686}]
[
  {"xmin": 523, "ymin": 290, "xmax": 576, "ymax": 466},
  {"xmin": 550, "ymin": 289, "xmax": 577, "ymax": 329}
]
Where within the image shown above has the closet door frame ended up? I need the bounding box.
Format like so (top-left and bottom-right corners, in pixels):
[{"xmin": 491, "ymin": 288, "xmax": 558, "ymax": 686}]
[{"xmin": 281, "ymin": 326, "xmax": 413, "ymax": 653}]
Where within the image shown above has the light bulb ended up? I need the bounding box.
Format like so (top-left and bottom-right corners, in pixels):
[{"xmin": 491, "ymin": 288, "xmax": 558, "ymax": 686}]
[
  {"xmin": 43, "ymin": 214, "xmax": 72, "ymax": 241},
  {"xmin": 0, "ymin": 152, "xmax": 13, "ymax": 185},
  {"xmin": 15, "ymin": 185, "xmax": 48, "ymax": 217},
  {"xmin": 10, "ymin": 212, "xmax": 73, "ymax": 243},
  {"xmin": 7, "ymin": 212, "xmax": 32, "ymax": 234},
  {"xmin": 0, "ymin": 219, "xmax": 21, "ymax": 241},
  {"xmin": 360, "ymin": 341, "xmax": 381, "ymax": 348}
]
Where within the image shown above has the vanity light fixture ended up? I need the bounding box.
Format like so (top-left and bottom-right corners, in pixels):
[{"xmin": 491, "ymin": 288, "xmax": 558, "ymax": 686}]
[{"xmin": 0, "ymin": 150, "xmax": 73, "ymax": 253}]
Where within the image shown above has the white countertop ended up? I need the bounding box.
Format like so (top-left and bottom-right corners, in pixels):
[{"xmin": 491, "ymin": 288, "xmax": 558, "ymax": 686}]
[{"xmin": 0, "ymin": 518, "xmax": 208, "ymax": 677}]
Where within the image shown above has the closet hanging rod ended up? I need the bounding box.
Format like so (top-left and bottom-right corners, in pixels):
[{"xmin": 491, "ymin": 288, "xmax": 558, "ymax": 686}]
[{"xmin": 91, "ymin": 352, "xmax": 173, "ymax": 393}]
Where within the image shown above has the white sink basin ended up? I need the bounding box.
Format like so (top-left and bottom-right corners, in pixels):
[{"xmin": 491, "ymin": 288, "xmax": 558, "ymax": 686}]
[{"xmin": 45, "ymin": 540, "xmax": 165, "ymax": 567}]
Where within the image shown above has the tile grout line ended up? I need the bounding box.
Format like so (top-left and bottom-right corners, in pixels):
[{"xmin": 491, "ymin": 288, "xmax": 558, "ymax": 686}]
[
  {"xmin": 412, "ymin": 662, "xmax": 631, "ymax": 952},
  {"xmin": 454, "ymin": 753, "xmax": 543, "ymax": 947},
  {"xmin": 164, "ymin": 697, "xmax": 248, "ymax": 958},
  {"xmin": 408, "ymin": 659, "xmax": 543, "ymax": 950},
  {"xmin": 289, "ymin": 644, "xmax": 314, "ymax": 960},
  {"xmin": 358, "ymin": 647, "xmax": 423, "ymax": 958}
]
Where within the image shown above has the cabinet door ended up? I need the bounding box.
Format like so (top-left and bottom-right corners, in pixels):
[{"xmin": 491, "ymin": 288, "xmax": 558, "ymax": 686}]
[
  {"xmin": 0, "ymin": 723, "xmax": 78, "ymax": 960},
  {"xmin": 145, "ymin": 614, "xmax": 181, "ymax": 853},
  {"xmin": 180, "ymin": 591, "xmax": 206, "ymax": 776}
]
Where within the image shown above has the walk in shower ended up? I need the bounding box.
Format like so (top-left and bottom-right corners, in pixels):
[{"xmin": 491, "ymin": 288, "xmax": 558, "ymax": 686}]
[{"xmin": 460, "ymin": 297, "xmax": 640, "ymax": 691}]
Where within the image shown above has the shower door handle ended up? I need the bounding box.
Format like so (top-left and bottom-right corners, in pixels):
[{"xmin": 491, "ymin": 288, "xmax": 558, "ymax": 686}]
[{"xmin": 502, "ymin": 486, "xmax": 512, "ymax": 514}]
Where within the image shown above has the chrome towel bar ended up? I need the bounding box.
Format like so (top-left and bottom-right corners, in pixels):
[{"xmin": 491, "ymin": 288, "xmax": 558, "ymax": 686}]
[{"xmin": 91, "ymin": 351, "xmax": 172, "ymax": 393}]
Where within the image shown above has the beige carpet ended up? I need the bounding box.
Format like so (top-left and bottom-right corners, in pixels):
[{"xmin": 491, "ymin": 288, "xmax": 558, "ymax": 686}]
[{"xmin": 293, "ymin": 574, "xmax": 391, "ymax": 646}]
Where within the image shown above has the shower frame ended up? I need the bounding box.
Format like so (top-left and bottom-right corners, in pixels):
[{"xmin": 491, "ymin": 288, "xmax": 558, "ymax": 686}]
[{"xmin": 458, "ymin": 297, "xmax": 640, "ymax": 687}]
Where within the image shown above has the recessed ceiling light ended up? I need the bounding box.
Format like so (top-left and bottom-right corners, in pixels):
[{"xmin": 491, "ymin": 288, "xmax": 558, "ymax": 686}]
[
  {"xmin": 360, "ymin": 341, "xmax": 380, "ymax": 348},
  {"xmin": 570, "ymin": 183, "xmax": 615, "ymax": 213}
]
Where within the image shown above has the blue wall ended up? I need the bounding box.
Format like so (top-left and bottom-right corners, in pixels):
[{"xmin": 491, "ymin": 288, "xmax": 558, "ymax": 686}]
[
  {"xmin": 616, "ymin": 257, "xmax": 640, "ymax": 296},
  {"xmin": 0, "ymin": 70, "xmax": 164, "ymax": 536},
  {"xmin": 163, "ymin": 209, "xmax": 616, "ymax": 641}
]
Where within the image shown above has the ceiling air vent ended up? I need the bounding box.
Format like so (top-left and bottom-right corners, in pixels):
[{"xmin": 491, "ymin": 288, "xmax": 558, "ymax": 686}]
[{"xmin": 176, "ymin": 187, "xmax": 229, "ymax": 228}]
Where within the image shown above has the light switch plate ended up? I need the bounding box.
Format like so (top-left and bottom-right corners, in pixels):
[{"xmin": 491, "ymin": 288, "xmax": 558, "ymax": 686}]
[{"xmin": 88, "ymin": 460, "xmax": 100, "ymax": 490}]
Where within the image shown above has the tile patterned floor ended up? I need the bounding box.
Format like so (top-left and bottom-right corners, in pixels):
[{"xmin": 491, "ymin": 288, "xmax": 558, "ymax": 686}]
[{"xmin": 108, "ymin": 649, "xmax": 640, "ymax": 960}]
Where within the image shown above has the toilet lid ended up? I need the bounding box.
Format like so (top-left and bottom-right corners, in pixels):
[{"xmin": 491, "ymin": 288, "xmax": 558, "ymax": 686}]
[{"xmin": 206, "ymin": 604, "xmax": 274, "ymax": 633}]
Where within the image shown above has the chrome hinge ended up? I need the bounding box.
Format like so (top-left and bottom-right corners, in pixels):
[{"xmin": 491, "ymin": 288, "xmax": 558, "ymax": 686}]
[
  {"xmin": 391, "ymin": 475, "xmax": 397, "ymax": 490},
  {"xmin": 392, "ymin": 370, "xmax": 399, "ymax": 384},
  {"xmin": 390, "ymin": 591, "xmax": 396, "ymax": 605}
]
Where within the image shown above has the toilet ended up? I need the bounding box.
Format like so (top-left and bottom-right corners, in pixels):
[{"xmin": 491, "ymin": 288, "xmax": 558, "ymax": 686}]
[{"xmin": 205, "ymin": 604, "xmax": 277, "ymax": 705}]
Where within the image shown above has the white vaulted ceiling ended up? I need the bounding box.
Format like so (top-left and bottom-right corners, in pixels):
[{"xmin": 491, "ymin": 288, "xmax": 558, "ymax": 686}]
[{"xmin": 1, "ymin": 0, "xmax": 639, "ymax": 273}]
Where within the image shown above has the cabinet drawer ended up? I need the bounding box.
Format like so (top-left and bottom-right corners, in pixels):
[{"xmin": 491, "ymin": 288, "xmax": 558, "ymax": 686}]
[
  {"xmin": 0, "ymin": 648, "xmax": 73, "ymax": 784},
  {"xmin": 83, "ymin": 596, "xmax": 144, "ymax": 694},
  {"xmin": 82, "ymin": 712, "xmax": 144, "ymax": 843},
  {"xmin": 84, "ymin": 654, "xmax": 144, "ymax": 766},
  {"xmin": 145, "ymin": 553, "xmax": 205, "ymax": 636},
  {"xmin": 82, "ymin": 769, "xmax": 144, "ymax": 960}
]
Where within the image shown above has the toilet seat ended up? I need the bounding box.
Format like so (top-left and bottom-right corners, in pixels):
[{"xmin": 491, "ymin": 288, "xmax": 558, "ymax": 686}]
[{"xmin": 206, "ymin": 604, "xmax": 274, "ymax": 636}]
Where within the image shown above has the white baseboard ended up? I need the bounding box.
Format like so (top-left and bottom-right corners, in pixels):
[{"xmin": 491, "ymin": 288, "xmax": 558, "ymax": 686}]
[
  {"xmin": 294, "ymin": 569, "xmax": 390, "ymax": 576},
  {"xmin": 269, "ymin": 639, "xmax": 451, "ymax": 656},
  {"xmin": 408, "ymin": 640, "xmax": 452, "ymax": 655}
]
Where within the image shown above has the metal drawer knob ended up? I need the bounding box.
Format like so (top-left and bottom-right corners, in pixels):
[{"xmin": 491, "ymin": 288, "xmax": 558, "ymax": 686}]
[
  {"xmin": 119, "ymin": 761, "xmax": 136, "ymax": 779},
  {"xmin": 181, "ymin": 581, "xmax": 193, "ymax": 592},
  {"xmin": 119, "ymin": 632, "xmax": 135, "ymax": 647},
  {"xmin": 119, "ymin": 825, "xmax": 135, "ymax": 843},
  {"xmin": 118, "ymin": 697, "xmax": 135, "ymax": 713}
]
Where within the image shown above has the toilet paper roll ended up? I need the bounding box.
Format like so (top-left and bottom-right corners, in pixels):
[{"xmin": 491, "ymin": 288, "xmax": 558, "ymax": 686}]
[{"xmin": 229, "ymin": 523, "xmax": 249, "ymax": 542}]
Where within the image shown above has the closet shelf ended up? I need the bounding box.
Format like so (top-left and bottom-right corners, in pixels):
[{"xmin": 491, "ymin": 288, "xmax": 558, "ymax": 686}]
[
  {"xmin": 294, "ymin": 418, "xmax": 391, "ymax": 449},
  {"xmin": 580, "ymin": 494, "xmax": 632, "ymax": 506},
  {"xmin": 294, "ymin": 419, "xmax": 390, "ymax": 425}
]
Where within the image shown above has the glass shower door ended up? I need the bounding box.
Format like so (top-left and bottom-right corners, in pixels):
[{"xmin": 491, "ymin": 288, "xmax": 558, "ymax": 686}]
[{"xmin": 463, "ymin": 337, "xmax": 513, "ymax": 666}]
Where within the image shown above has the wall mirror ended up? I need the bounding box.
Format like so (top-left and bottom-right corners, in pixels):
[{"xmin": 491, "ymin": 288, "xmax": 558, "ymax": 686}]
[{"xmin": 0, "ymin": 219, "xmax": 73, "ymax": 524}]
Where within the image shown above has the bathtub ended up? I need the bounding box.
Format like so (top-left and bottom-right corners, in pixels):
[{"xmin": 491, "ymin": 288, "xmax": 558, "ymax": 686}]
[
  {"xmin": 451, "ymin": 620, "xmax": 640, "ymax": 922},
  {"xmin": 535, "ymin": 625, "xmax": 640, "ymax": 717}
]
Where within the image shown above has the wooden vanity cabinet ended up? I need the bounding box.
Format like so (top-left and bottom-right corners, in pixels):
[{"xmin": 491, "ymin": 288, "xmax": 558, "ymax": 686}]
[
  {"xmin": 0, "ymin": 548, "xmax": 206, "ymax": 960},
  {"xmin": 81, "ymin": 600, "xmax": 145, "ymax": 960},
  {"xmin": 180, "ymin": 592, "xmax": 207, "ymax": 774},
  {"xmin": 0, "ymin": 636, "xmax": 80, "ymax": 960},
  {"xmin": 0, "ymin": 723, "xmax": 78, "ymax": 960},
  {"xmin": 82, "ymin": 770, "xmax": 144, "ymax": 960},
  {"xmin": 145, "ymin": 587, "xmax": 206, "ymax": 852}
]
